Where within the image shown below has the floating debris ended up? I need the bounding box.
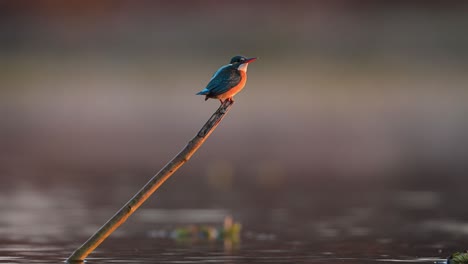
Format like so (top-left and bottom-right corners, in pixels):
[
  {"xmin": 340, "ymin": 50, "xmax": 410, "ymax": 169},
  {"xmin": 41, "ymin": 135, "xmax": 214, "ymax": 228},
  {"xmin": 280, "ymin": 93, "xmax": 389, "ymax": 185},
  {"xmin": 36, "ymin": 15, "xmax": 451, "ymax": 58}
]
[{"xmin": 150, "ymin": 215, "xmax": 241, "ymax": 242}]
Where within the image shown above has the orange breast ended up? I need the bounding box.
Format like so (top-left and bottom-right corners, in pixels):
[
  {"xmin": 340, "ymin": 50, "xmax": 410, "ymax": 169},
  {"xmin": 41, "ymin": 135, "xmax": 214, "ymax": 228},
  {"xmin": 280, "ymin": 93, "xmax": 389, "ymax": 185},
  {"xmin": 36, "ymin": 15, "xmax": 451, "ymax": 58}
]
[{"xmin": 217, "ymin": 71, "xmax": 247, "ymax": 100}]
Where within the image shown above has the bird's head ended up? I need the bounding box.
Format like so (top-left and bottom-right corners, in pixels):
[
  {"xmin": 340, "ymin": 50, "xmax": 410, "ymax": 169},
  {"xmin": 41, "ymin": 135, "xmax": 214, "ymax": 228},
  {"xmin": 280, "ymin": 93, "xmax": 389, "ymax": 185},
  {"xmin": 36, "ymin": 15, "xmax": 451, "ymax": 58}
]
[{"xmin": 230, "ymin": 55, "xmax": 257, "ymax": 72}]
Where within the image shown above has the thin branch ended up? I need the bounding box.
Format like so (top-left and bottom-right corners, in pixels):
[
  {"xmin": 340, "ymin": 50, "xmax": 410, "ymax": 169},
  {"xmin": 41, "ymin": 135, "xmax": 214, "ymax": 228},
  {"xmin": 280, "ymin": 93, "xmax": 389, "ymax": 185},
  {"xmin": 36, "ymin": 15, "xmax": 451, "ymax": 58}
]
[{"xmin": 66, "ymin": 100, "xmax": 234, "ymax": 262}]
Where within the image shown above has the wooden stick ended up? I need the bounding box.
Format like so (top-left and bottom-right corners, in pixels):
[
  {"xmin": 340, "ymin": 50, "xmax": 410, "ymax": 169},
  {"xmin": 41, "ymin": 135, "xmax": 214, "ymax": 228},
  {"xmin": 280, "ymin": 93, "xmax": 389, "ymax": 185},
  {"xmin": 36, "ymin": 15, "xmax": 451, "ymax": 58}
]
[{"xmin": 66, "ymin": 100, "xmax": 235, "ymax": 262}]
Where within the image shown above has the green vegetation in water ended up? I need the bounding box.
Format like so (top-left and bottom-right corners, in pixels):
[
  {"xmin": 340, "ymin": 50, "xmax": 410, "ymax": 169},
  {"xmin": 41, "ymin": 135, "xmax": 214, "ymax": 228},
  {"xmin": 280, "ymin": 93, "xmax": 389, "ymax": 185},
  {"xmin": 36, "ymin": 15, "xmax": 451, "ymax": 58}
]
[
  {"xmin": 448, "ymin": 251, "xmax": 468, "ymax": 264},
  {"xmin": 170, "ymin": 216, "xmax": 241, "ymax": 242}
]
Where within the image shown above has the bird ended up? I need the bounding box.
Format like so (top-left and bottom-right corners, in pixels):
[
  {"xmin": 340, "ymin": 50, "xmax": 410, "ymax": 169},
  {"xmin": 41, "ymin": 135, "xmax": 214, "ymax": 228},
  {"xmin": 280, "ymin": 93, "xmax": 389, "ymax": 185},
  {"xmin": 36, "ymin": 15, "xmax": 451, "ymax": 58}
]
[{"xmin": 196, "ymin": 55, "xmax": 257, "ymax": 103}]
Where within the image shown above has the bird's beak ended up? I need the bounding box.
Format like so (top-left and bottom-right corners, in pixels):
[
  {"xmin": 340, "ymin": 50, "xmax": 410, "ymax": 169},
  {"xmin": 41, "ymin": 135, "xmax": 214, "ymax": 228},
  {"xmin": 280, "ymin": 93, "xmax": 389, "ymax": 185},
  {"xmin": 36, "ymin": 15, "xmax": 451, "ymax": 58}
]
[{"xmin": 244, "ymin": 57, "xmax": 257, "ymax": 64}]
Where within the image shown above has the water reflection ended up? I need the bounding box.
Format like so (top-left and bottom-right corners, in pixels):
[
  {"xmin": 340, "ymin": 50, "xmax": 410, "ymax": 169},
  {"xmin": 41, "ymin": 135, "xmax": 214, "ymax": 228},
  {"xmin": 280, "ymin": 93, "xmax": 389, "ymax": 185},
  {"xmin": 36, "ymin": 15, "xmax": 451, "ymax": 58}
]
[
  {"xmin": 0, "ymin": 181, "xmax": 464, "ymax": 263},
  {"xmin": 0, "ymin": 183, "xmax": 87, "ymax": 241}
]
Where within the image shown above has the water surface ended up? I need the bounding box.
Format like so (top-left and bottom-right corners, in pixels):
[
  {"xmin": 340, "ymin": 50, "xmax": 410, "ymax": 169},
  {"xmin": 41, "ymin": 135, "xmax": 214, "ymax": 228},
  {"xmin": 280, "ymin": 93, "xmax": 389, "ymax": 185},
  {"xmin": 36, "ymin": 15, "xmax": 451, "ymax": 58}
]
[{"xmin": 0, "ymin": 178, "xmax": 463, "ymax": 264}]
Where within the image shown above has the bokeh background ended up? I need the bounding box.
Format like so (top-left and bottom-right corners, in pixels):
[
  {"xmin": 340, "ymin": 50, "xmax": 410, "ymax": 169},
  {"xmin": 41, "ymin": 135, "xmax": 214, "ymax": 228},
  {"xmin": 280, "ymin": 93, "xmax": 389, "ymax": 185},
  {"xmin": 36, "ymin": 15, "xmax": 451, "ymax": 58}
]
[{"xmin": 1, "ymin": 0, "xmax": 468, "ymax": 252}]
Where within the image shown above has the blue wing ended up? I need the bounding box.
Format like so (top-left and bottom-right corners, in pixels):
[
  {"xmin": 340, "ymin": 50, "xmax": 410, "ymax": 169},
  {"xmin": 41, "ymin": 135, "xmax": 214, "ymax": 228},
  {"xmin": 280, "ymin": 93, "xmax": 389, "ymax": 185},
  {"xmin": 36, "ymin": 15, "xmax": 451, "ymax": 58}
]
[{"xmin": 204, "ymin": 65, "xmax": 241, "ymax": 96}]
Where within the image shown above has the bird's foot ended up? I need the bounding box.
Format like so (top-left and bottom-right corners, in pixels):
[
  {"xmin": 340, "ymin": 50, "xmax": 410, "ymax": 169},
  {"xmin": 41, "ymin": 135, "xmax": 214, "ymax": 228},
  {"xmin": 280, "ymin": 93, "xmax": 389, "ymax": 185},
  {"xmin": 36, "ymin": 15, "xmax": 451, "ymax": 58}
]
[{"xmin": 219, "ymin": 98, "xmax": 234, "ymax": 107}]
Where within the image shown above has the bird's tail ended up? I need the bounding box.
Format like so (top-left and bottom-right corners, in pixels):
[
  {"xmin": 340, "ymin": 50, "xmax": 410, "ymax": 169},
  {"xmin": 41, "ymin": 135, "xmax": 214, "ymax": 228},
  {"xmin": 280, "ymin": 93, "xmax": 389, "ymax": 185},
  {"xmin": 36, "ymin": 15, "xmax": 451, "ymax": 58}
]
[{"xmin": 196, "ymin": 88, "xmax": 210, "ymax": 95}]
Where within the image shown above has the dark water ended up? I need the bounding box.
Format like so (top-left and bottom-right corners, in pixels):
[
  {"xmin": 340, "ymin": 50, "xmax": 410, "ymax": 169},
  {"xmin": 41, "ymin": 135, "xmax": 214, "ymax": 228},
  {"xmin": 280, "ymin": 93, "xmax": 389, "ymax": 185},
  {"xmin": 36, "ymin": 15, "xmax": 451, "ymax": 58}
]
[{"xmin": 1, "ymin": 175, "xmax": 465, "ymax": 264}]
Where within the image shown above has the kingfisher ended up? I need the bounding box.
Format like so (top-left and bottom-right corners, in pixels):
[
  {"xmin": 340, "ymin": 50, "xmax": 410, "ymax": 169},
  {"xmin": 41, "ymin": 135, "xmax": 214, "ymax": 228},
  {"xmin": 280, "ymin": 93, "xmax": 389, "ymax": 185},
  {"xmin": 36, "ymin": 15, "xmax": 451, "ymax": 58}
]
[{"xmin": 196, "ymin": 55, "xmax": 257, "ymax": 103}]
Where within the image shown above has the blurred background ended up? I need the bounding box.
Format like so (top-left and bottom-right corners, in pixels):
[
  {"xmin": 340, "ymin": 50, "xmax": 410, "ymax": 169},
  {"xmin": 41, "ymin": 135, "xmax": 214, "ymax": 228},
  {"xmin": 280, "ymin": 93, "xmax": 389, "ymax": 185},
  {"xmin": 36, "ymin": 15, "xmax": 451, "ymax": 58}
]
[{"xmin": 1, "ymin": 1, "xmax": 468, "ymax": 257}]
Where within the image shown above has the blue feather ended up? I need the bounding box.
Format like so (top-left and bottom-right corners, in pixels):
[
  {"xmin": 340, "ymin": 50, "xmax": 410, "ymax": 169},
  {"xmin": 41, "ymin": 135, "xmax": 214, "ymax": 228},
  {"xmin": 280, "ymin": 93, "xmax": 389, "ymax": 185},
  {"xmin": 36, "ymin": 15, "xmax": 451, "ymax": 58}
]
[
  {"xmin": 205, "ymin": 65, "xmax": 241, "ymax": 96},
  {"xmin": 196, "ymin": 88, "xmax": 210, "ymax": 95},
  {"xmin": 196, "ymin": 64, "xmax": 241, "ymax": 98}
]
